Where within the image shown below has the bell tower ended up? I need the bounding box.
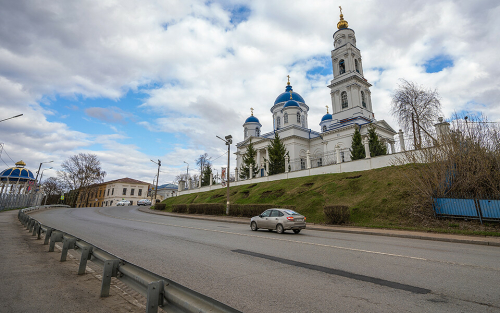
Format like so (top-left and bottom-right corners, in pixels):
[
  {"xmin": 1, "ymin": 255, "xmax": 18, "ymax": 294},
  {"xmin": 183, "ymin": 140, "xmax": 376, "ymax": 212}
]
[{"xmin": 328, "ymin": 7, "xmax": 374, "ymax": 122}]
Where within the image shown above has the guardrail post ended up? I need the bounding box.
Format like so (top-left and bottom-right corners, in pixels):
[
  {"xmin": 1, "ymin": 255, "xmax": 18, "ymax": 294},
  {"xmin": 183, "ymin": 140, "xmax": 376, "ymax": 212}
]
[
  {"xmin": 31, "ymin": 222, "xmax": 38, "ymax": 236},
  {"xmin": 60, "ymin": 237, "xmax": 76, "ymax": 262},
  {"xmin": 43, "ymin": 228, "xmax": 52, "ymax": 245},
  {"xmin": 146, "ymin": 280, "xmax": 165, "ymax": 313},
  {"xmin": 25, "ymin": 217, "xmax": 31, "ymax": 229},
  {"xmin": 78, "ymin": 246, "xmax": 93, "ymax": 275},
  {"xmin": 36, "ymin": 224, "xmax": 42, "ymax": 240},
  {"xmin": 48, "ymin": 231, "xmax": 63, "ymax": 252},
  {"xmin": 100, "ymin": 260, "xmax": 119, "ymax": 297},
  {"xmin": 30, "ymin": 219, "xmax": 36, "ymax": 232}
]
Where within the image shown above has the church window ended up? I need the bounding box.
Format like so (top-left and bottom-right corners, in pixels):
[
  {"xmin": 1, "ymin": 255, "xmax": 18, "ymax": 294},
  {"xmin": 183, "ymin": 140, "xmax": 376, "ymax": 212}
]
[
  {"xmin": 300, "ymin": 158, "xmax": 306, "ymax": 170},
  {"xmin": 341, "ymin": 91, "xmax": 348, "ymax": 109},
  {"xmin": 339, "ymin": 59, "xmax": 345, "ymax": 75},
  {"xmin": 318, "ymin": 158, "xmax": 322, "ymax": 167},
  {"xmin": 301, "ymin": 118, "xmax": 305, "ymax": 128},
  {"xmin": 244, "ymin": 127, "xmax": 248, "ymax": 138},
  {"xmin": 277, "ymin": 117, "xmax": 281, "ymax": 128},
  {"xmin": 297, "ymin": 112, "xmax": 301, "ymax": 123},
  {"xmin": 322, "ymin": 125, "xmax": 327, "ymax": 132},
  {"xmin": 361, "ymin": 91, "xmax": 366, "ymax": 108},
  {"xmin": 256, "ymin": 127, "xmax": 260, "ymax": 136},
  {"xmin": 355, "ymin": 59, "xmax": 359, "ymax": 73},
  {"xmin": 284, "ymin": 113, "xmax": 288, "ymax": 124},
  {"xmin": 341, "ymin": 152, "xmax": 345, "ymax": 162}
]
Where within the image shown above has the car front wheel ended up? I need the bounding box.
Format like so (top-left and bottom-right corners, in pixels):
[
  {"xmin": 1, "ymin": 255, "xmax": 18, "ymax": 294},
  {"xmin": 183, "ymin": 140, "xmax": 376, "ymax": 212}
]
[
  {"xmin": 251, "ymin": 222, "xmax": 258, "ymax": 231},
  {"xmin": 276, "ymin": 224, "xmax": 284, "ymax": 234}
]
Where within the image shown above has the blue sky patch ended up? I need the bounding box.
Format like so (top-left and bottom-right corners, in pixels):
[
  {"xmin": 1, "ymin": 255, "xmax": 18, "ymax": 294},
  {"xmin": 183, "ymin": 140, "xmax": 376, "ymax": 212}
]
[
  {"xmin": 229, "ymin": 5, "xmax": 251, "ymax": 25},
  {"xmin": 423, "ymin": 55, "xmax": 454, "ymax": 73}
]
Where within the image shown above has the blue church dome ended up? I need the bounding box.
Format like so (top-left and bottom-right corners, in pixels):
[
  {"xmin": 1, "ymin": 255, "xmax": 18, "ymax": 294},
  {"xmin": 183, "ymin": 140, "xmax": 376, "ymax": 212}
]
[
  {"xmin": 321, "ymin": 113, "xmax": 333, "ymax": 122},
  {"xmin": 0, "ymin": 161, "xmax": 35, "ymax": 182},
  {"xmin": 284, "ymin": 100, "xmax": 300, "ymax": 108},
  {"xmin": 245, "ymin": 115, "xmax": 260, "ymax": 123},
  {"xmin": 274, "ymin": 85, "xmax": 305, "ymax": 105}
]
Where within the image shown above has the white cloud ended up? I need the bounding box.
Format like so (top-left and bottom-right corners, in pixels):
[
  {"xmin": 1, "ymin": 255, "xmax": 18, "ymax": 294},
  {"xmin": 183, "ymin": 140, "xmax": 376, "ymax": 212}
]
[{"xmin": 0, "ymin": 0, "xmax": 499, "ymax": 183}]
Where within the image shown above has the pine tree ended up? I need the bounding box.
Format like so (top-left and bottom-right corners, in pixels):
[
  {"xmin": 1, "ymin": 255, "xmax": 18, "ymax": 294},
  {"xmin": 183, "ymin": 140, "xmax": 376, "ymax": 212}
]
[
  {"xmin": 239, "ymin": 139, "xmax": 259, "ymax": 179},
  {"xmin": 350, "ymin": 126, "xmax": 365, "ymax": 160},
  {"xmin": 368, "ymin": 125, "xmax": 387, "ymax": 157},
  {"xmin": 267, "ymin": 132, "xmax": 288, "ymax": 175},
  {"xmin": 201, "ymin": 164, "xmax": 213, "ymax": 186}
]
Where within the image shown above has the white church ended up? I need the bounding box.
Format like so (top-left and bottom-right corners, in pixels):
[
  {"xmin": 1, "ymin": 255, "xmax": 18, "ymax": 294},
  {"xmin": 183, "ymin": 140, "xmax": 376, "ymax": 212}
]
[{"xmin": 235, "ymin": 10, "xmax": 398, "ymax": 178}]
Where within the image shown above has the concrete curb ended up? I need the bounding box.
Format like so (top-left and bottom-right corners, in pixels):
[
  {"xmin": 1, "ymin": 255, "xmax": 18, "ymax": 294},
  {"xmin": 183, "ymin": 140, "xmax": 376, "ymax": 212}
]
[{"xmin": 138, "ymin": 207, "xmax": 500, "ymax": 247}]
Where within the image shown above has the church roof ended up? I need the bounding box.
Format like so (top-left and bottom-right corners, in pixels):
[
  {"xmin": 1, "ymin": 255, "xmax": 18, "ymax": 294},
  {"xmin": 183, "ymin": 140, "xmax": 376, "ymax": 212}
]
[
  {"xmin": 0, "ymin": 161, "xmax": 35, "ymax": 182},
  {"xmin": 244, "ymin": 115, "xmax": 260, "ymax": 123},
  {"xmin": 274, "ymin": 85, "xmax": 305, "ymax": 105},
  {"xmin": 321, "ymin": 113, "xmax": 333, "ymax": 122},
  {"xmin": 283, "ymin": 99, "xmax": 300, "ymax": 108}
]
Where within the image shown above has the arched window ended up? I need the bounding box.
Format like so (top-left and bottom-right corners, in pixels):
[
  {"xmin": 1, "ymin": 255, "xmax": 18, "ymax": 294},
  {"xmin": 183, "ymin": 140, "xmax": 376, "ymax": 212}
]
[
  {"xmin": 297, "ymin": 112, "xmax": 301, "ymax": 123},
  {"xmin": 361, "ymin": 91, "xmax": 366, "ymax": 108},
  {"xmin": 339, "ymin": 59, "xmax": 345, "ymax": 75},
  {"xmin": 301, "ymin": 118, "xmax": 305, "ymax": 128},
  {"xmin": 355, "ymin": 59, "xmax": 359, "ymax": 73},
  {"xmin": 284, "ymin": 113, "xmax": 288, "ymax": 124},
  {"xmin": 322, "ymin": 125, "xmax": 327, "ymax": 132},
  {"xmin": 244, "ymin": 127, "xmax": 248, "ymax": 138},
  {"xmin": 341, "ymin": 91, "xmax": 348, "ymax": 109},
  {"xmin": 256, "ymin": 127, "xmax": 260, "ymax": 137},
  {"xmin": 277, "ymin": 117, "xmax": 281, "ymax": 128}
]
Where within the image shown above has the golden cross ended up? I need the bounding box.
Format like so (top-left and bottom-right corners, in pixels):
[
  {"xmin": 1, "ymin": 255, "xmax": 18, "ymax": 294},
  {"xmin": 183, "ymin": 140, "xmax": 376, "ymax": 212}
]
[
  {"xmin": 250, "ymin": 107, "xmax": 254, "ymax": 116},
  {"xmin": 287, "ymin": 75, "xmax": 290, "ymax": 83},
  {"xmin": 289, "ymin": 90, "xmax": 293, "ymax": 99},
  {"xmin": 339, "ymin": 6, "xmax": 343, "ymax": 15},
  {"xmin": 326, "ymin": 105, "xmax": 329, "ymax": 114}
]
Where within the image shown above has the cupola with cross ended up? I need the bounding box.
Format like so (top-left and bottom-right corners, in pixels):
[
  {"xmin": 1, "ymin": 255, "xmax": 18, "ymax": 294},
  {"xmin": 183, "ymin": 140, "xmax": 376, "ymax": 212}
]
[
  {"xmin": 270, "ymin": 75, "xmax": 309, "ymax": 130},
  {"xmin": 243, "ymin": 107, "xmax": 262, "ymax": 139},
  {"xmin": 328, "ymin": 7, "xmax": 373, "ymax": 123}
]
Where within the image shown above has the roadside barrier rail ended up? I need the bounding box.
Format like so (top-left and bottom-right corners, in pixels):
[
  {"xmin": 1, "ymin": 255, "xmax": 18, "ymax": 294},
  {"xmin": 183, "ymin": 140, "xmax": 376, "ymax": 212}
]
[
  {"xmin": 433, "ymin": 198, "xmax": 500, "ymax": 224},
  {"xmin": 18, "ymin": 206, "xmax": 241, "ymax": 313}
]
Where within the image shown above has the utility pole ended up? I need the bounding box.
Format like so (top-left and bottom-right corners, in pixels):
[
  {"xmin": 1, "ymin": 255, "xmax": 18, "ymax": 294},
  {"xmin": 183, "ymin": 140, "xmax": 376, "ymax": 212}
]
[
  {"xmin": 217, "ymin": 135, "xmax": 232, "ymax": 215},
  {"xmin": 34, "ymin": 160, "xmax": 53, "ymax": 192},
  {"xmin": 150, "ymin": 159, "xmax": 161, "ymax": 202}
]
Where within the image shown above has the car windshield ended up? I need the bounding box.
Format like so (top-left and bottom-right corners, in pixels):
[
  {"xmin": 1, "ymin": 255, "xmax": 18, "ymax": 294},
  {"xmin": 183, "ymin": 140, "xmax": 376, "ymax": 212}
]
[{"xmin": 284, "ymin": 210, "xmax": 300, "ymax": 215}]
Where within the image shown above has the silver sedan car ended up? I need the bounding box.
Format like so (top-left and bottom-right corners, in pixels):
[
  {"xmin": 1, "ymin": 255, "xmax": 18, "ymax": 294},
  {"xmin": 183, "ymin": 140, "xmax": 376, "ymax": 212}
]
[{"xmin": 250, "ymin": 209, "xmax": 306, "ymax": 234}]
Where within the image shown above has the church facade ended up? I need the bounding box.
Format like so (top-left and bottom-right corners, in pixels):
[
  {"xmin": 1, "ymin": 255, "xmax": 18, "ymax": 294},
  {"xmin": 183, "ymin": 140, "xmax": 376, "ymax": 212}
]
[{"xmin": 235, "ymin": 11, "xmax": 397, "ymax": 178}]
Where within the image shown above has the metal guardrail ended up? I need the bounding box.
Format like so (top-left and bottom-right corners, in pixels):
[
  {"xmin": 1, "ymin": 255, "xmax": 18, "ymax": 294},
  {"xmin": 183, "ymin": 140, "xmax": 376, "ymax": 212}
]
[{"xmin": 18, "ymin": 206, "xmax": 241, "ymax": 313}]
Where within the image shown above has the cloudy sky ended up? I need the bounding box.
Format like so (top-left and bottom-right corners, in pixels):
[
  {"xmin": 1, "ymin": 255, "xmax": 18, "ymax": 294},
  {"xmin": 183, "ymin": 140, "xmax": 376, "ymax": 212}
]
[{"xmin": 0, "ymin": 0, "xmax": 499, "ymax": 185}]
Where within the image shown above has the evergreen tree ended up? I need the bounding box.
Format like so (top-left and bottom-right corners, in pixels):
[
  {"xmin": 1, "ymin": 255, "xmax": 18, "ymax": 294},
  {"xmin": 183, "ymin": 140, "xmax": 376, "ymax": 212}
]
[
  {"xmin": 350, "ymin": 126, "xmax": 365, "ymax": 160},
  {"xmin": 201, "ymin": 164, "xmax": 213, "ymax": 186},
  {"xmin": 267, "ymin": 132, "xmax": 288, "ymax": 175},
  {"xmin": 239, "ymin": 139, "xmax": 259, "ymax": 179},
  {"xmin": 368, "ymin": 125, "xmax": 387, "ymax": 157}
]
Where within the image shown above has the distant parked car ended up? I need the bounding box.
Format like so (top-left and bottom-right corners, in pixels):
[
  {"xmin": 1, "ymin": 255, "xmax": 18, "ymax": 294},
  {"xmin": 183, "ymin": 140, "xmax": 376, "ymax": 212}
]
[
  {"xmin": 250, "ymin": 209, "xmax": 306, "ymax": 234},
  {"xmin": 137, "ymin": 199, "xmax": 152, "ymax": 206},
  {"xmin": 116, "ymin": 200, "xmax": 131, "ymax": 206}
]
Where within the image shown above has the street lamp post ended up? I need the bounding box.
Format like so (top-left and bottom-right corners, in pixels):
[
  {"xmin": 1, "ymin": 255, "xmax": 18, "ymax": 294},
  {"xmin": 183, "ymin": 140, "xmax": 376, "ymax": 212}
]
[
  {"xmin": 35, "ymin": 160, "xmax": 53, "ymax": 188},
  {"xmin": 38, "ymin": 167, "xmax": 53, "ymax": 185},
  {"xmin": 216, "ymin": 134, "xmax": 232, "ymax": 215},
  {"xmin": 150, "ymin": 159, "xmax": 161, "ymax": 202},
  {"xmin": 0, "ymin": 114, "xmax": 23, "ymax": 123},
  {"xmin": 183, "ymin": 161, "xmax": 189, "ymax": 189}
]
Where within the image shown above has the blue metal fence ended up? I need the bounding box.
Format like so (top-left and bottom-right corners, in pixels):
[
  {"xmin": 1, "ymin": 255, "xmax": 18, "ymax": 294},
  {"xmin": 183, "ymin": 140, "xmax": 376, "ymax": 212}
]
[{"xmin": 433, "ymin": 198, "xmax": 500, "ymax": 224}]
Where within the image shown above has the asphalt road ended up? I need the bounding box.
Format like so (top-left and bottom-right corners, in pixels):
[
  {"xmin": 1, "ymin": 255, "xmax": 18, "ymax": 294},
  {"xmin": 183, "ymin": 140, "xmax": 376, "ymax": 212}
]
[{"xmin": 32, "ymin": 206, "xmax": 500, "ymax": 313}]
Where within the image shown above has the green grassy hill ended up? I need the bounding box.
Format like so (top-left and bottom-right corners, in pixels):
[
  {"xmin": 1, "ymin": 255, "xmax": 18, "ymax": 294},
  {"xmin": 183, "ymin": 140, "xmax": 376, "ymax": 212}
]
[{"xmin": 161, "ymin": 164, "xmax": 500, "ymax": 236}]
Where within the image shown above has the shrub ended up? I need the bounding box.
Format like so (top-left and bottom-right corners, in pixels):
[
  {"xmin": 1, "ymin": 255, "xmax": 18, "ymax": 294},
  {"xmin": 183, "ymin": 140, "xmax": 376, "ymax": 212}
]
[
  {"xmin": 172, "ymin": 204, "xmax": 187, "ymax": 213},
  {"xmin": 154, "ymin": 203, "xmax": 166, "ymax": 211},
  {"xmin": 324, "ymin": 205, "xmax": 350, "ymax": 224},
  {"xmin": 188, "ymin": 203, "xmax": 225, "ymax": 215}
]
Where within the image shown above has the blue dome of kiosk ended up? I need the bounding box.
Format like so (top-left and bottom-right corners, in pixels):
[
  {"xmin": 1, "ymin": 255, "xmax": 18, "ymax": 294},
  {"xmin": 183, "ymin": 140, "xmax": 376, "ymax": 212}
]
[
  {"xmin": 274, "ymin": 85, "xmax": 305, "ymax": 105},
  {"xmin": 321, "ymin": 113, "xmax": 333, "ymax": 122},
  {"xmin": 244, "ymin": 115, "xmax": 260, "ymax": 124},
  {"xmin": 0, "ymin": 161, "xmax": 35, "ymax": 182},
  {"xmin": 283, "ymin": 100, "xmax": 300, "ymax": 108}
]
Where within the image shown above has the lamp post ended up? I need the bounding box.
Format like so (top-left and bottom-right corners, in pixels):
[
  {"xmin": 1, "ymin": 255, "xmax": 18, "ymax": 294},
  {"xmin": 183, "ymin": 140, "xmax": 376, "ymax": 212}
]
[
  {"xmin": 0, "ymin": 114, "xmax": 23, "ymax": 123},
  {"xmin": 150, "ymin": 159, "xmax": 161, "ymax": 202},
  {"xmin": 151, "ymin": 175, "xmax": 157, "ymax": 203},
  {"xmin": 216, "ymin": 134, "xmax": 232, "ymax": 215},
  {"xmin": 38, "ymin": 167, "xmax": 53, "ymax": 185},
  {"xmin": 35, "ymin": 160, "xmax": 53, "ymax": 188}
]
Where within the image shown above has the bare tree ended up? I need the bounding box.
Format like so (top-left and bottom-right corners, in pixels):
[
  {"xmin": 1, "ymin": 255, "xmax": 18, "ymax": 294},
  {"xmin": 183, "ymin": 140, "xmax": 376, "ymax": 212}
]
[
  {"xmin": 42, "ymin": 177, "xmax": 62, "ymax": 196},
  {"xmin": 57, "ymin": 153, "xmax": 106, "ymax": 207},
  {"xmin": 391, "ymin": 79, "xmax": 442, "ymax": 149},
  {"xmin": 195, "ymin": 153, "xmax": 211, "ymax": 176}
]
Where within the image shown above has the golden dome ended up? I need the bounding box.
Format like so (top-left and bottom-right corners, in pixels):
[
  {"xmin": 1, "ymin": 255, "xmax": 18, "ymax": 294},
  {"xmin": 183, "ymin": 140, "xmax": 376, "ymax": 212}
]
[
  {"xmin": 15, "ymin": 160, "xmax": 26, "ymax": 167},
  {"xmin": 337, "ymin": 6, "xmax": 348, "ymax": 29}
]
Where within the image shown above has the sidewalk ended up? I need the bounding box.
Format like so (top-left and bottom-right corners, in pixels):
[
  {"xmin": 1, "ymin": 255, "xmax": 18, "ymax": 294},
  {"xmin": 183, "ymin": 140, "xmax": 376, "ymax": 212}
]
[
  {"xmin": 0, "ymin": 209, "xmax": 144, "ymax": 313},
  {"xmin": 138, "ymin": 207, "xmax": 500, "ymax": 247}
]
